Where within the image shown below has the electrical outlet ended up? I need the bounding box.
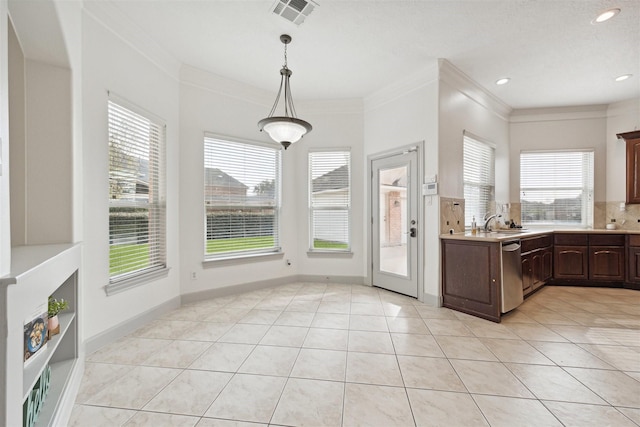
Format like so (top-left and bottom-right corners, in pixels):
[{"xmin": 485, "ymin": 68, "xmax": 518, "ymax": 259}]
[{"xmin": 191, "ymin": 271, "xmax": 197, "ymax": 280}]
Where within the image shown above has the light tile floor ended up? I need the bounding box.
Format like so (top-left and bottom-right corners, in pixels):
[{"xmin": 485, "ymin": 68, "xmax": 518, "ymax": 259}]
[{"xmin": 71, "ymin": 283, "xmax": 640, "ymax": 427}]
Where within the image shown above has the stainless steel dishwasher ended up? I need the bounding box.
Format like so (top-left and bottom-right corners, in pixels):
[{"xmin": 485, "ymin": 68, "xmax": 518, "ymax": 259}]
[{"xmin": 501, "ymin": 240, "xmax": 524, "ymax": 313}]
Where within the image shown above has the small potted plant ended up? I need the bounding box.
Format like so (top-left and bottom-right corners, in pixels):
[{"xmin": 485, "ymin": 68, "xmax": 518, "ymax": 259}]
[{"xmin": 48, "ymin": 296, "xmax": 69, "ymax": 337}]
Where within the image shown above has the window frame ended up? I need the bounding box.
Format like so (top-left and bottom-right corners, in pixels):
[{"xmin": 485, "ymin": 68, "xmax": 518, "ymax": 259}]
[
  {"xmin": 308, "ymin": 149, "xmax": 352, "ymax": 253},
  {"xmin": 463, "ymin": 132, "xmax": 496, "ymax": 228},
  {"xmin": 203, "ymin": 133, "xmax": 282, "ymax": 262},
  {"xmin": 520, "ymin": 149, "xmax": 594, "ymax": 228},
  {"xmin": 107, "ymin": 95, "xmax": 167, "ymax": 295}
]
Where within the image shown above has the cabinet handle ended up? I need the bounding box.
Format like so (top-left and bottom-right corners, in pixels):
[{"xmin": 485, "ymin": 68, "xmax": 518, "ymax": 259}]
[{"xmin": 594, "ymin": 250, "xmax": 613, "ymax": 255}]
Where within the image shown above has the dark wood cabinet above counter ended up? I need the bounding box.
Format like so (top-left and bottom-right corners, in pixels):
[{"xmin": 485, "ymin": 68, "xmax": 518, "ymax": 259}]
[{"xmin": 617, "ymin": 130, "xmax": 640, "ymax": 204}]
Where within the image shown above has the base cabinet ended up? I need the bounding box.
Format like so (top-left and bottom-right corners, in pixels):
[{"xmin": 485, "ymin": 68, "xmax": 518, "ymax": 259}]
[
  {"xmin": 627, "ymin": 235, "xmax": 640, "ymax": 289},
  {"xmin": 590, "ymin": 247, "xmax": 625, "ymax": 281},
  {"xmin": 442, "ymin": 240, "xmax": 501, "ymax": 322},
  {"xmin": 554, "ymin": 246, "xmax": 589, "ymax": 280},
  {"xmin": 521, "ymin": 235, "xmax": 552, "ymax": 296}
]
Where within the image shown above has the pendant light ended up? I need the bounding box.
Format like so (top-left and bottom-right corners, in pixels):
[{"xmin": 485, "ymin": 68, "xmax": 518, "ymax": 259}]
[{"xmin": 258, "ymin": 34, "xmax": 312, "ymax": 150}]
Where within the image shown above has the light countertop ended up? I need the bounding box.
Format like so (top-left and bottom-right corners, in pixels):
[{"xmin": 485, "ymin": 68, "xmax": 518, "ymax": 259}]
[{"xmin": 440, "ymin": 228, "xmax": 639, "ymax": 242}]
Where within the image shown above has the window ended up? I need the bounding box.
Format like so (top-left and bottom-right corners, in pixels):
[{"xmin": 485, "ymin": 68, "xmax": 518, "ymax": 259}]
[
  {"xmin": 108, "ymin": 99, "xmax": 166, "ymax": 289},
  {"xmin": 309, "ymin": 150, "xmax": 351, "ymax": 251},
  {"xmin": 463, "ymin": 133, "xmax": 495, "ymax": 226},
  {"xmin": 520, "ymin": 150, "xmax": 594, "ymax": 227},
  {"xmin": 204, "ymin": 136, "xmax": 281, "ymax": 258}
]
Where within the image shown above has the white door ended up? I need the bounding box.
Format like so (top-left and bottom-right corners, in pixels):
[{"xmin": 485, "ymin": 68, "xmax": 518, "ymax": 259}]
[{"xmin": 371, "ymin": 150, "xmax": 419, "ymax": 298}]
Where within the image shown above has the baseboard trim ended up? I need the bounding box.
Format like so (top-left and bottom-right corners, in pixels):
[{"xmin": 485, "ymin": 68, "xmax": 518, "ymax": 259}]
[
  {"xmin": 84, "ymin": 296, "xmax": 181, "ymax": 355},
  {"xmin": 423, "ymin": 292, "xmax": 442, "ymax": 307},
  {"xmin": 297, "ymin": 274, "xmax": 367, "ymax": 285},
  {"xmin": 181, "ymin": 275, "xmax": 367, "ymax": 304},
  {"xmin": 181, "ymin": 275, "xmax": 299, "ymax": 304}
]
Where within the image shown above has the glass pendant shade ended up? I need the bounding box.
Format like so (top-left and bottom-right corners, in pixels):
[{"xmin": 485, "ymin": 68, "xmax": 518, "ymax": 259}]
[
  {"xmin": 258, "ymin": 117, "xmax": 312, "ymax": 150},
  {"xmin": 258, "ymin": 34, "xmax": 312, "ymax": 150}
]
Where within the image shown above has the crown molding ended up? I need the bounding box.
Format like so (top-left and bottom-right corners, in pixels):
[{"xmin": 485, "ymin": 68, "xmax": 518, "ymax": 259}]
[
  {"xmin": 438, "ymin": 59, "xmax": 512, "ymax": 121},
  {"xmin": 83, "ymin": 1, "xmax": 181, "ymax": 81},
  {"xmin": 181, "ymin": 65, "xmax": 364, "ymax": 115},
  {"xmin": 510, "ymin": 104, "xmax": 608, "ymax": 123},
  {"xmin": 607, "ymin": 97, "xmax": 640, "ymax": 118},
  {"xmin": 364, "ymin": 62, "xmax": 439, "ymax": 111}
]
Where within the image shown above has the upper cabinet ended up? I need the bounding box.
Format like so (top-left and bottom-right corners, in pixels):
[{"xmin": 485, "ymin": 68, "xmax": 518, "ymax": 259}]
[{"xmin": 618, "ymin": 130, "xmax": 640, "ymax": 204}]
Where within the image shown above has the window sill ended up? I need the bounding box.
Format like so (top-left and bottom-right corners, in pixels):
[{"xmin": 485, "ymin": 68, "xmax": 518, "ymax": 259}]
[
  {"xmin": 203, "ymin": 251, "xmax": 284, "ymax": 268},
  {"xmin": 106, "ymin": 266, "xmax": 171, "ymax": 296},
  {"xmin": 307, "ymin": 251, "xmax": 354, "ymax": 258}
]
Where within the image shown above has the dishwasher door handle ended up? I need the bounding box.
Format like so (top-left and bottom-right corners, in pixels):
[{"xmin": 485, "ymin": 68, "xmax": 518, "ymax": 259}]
[{"xmin": 502, "ymin": 243, "xmax": 521, "ymax": 252}]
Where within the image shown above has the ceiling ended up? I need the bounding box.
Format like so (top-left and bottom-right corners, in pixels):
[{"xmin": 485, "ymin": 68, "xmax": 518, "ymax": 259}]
[{"xmin": 99, "ymin": 0, "xmax": 639, "ymax": 109}]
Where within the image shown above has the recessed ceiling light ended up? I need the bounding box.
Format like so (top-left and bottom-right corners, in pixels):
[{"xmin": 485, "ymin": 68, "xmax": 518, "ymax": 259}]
[
  {"xmin": 495, "ymin": 78, "xmax": 510, "ymax": 85},
  {"xmin": 615, "ymin": 74, "xmax": 632, "ymax": 82},
  {"xmin": 592, "ymin": 8, "xmax": 621, "ymax": 24}
]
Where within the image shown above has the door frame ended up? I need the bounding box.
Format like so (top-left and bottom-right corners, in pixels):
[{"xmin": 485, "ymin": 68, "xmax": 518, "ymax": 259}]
[{"xmin": 367, "ymin": 141, "xmax": 424, "ymax": 302}]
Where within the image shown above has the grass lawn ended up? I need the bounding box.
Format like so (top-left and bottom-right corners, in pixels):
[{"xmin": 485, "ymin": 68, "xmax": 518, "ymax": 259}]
[
  {"xmin": 313, "ymin": 239, "xmax": 349, "ymax": 250},
  {"xmin": 206, "ymin": 236, "xmax": 275, "ymax": 253},
  {"xmin": 110, "ymin": 243, "xmax": 150, "ymax": 276},
  {"xmin": 110, "ymin": 237, "xmax": 344, "ymax": 275}
]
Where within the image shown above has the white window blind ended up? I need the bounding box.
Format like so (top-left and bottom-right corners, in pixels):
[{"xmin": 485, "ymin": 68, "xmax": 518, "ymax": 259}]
[
  {"xmin": 204, "ymin": 136, "xmax": 281, "ymax": 258},
  {"xmin": 108, "ymin": 100, "xmax": 166, "ymax": 284},
  {"xmin": 520, "ymin": 151, "xmax": 594, "ymax": 227},
  {"xmin": 309, "ymin": 151, "xmax": 351, "ymax": 251},
  {"xmin": 463, "ymin": 134, "xmax": 495, "ymax": 226}
]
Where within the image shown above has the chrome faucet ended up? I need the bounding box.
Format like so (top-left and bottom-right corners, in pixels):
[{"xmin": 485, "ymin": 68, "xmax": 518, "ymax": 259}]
[{"xmin": 483, "ymin": 213, "xmax": 500, "ymax": 231}]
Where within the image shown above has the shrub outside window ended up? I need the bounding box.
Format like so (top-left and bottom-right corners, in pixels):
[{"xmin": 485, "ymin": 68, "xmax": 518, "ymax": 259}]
[
  {"xmin": 204, "ymin": 136, "xmax": 281, "ymax": 259},
  {"xmin": 108, "ymin": 99, "xmax": 166, "ymax": 289}
]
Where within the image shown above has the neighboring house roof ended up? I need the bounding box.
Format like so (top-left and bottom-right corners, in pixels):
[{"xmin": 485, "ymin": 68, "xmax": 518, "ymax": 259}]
[
  {"xmin": 312, "ymin": 165, "xmax": 349, "ymax": 193},
  {"xmin": 205, "ymin": 168, "xmax": 248, "ymax": 190}
]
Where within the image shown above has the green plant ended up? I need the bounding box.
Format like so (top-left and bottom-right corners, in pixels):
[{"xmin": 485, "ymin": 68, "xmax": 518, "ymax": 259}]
[{"xmin": 48, "ymin": 296, "xmax": 69, "ymax": 318}]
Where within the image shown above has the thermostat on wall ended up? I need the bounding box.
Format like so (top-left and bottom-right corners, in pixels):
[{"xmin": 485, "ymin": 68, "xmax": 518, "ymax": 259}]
[{"xmin": 422, "ymin": 182, "xmax": 438, "ymax": 196}]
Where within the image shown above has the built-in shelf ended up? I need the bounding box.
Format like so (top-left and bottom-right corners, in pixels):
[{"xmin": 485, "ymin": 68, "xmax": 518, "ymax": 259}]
[{"xmin": 0, "ymin": 244, "xmax": 82, "ymax": 427}]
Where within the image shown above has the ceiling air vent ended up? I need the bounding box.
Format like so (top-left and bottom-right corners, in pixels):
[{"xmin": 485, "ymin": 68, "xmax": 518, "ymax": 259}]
[{"xmin": 272, "ymin": 0, "xmax": 318, "ymax": 25}]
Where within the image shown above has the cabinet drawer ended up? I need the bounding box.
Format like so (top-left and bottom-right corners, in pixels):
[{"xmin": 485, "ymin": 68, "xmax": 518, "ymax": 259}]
[
  {"xmin": 521, "ymin": 235, "xmax": 552, "ymax": 253},
  {"xmin": 554, "ymin": 234, "xmax": 588, "ymax": 246},
  {"xmin": 628, "ymin": 235, "xmax": 640, "ymax": 247},
  {"xmin": 589, "ymin": 234, "xmax": 624, "ymax": 246}
]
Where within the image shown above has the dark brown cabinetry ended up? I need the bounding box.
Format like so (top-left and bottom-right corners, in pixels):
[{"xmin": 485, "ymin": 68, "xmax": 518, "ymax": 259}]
[
  {"xmin": 553, "ymin": 234, "xmax": 588, "ymax": 280},
  {"xmin": 626, "ymin": 235, "xmax": 640, "ymax": 289},
  {"xmin": 617, "ymin": 130, "xmax": 640, "ymax": 204},
  {"xmin": 552, "ymin": 233, "xmax": 626, "ymax": 284},
  {"xmin": 441, "ymin": 239, "xmax": 501, "ymax": 322},
  {"xmin": 589, "ymin": 234, "xmax": 625, "ymax": 281},
  {"xmin": 521, "ymin": 235, "xmax": 552, "ymax": 296}
]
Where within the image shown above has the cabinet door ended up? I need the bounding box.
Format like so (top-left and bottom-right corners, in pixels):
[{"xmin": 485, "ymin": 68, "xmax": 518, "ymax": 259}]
[
  {"xmin": 626, "ymin": 138, "xmax": 640, "ymax": 204},
  {"xmin": 522, "ymin": 255, "xmax": 533, "ymax": 295},
  {"xmin": 442, "ymin": 240, "xmax": 501, "ymax": 322},
  {"xmin": 531, "ymin": 252, "xmax": 544, "ymax": 290},
  {"xmin": 542, "ymin": 248, "xmax": 553, "ymax": 282},
  {"xmin": 627, "ymin": 247, "xmax": 640, "ymax": 284},
  {"xmin": 589, "ymin": 246, "xmax": 625, "ymax": 281},
  {"xmin": 554, "ymin": 246, "xmax": 588, "ymax": 280}
]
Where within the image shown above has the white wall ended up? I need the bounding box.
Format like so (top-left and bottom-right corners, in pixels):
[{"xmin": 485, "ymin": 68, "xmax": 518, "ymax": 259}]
[
  {"xmin": 0, "ymin": 1, "xmax": 10, "ymax": 277},
  {"xmin": 438, "ymin": 61, "xmax": 511, "ymax": 205},
  {"xmin": 81, "ymin": 10, "xmax": 181, "ymax": 339},
  {"xmin": 363, "ymin": 63, "xmax": 440, "ymax": 303},
  {"xmin": 8, "ymin": 20, "xmax": 24, "ymax": 247},
  {"xmin": 509, "ymin": 105, "xmax": 608, "ymax": 203},
  {"xmin": 606, "ymin": 98, "xmax": 640, "ymax": 201},
  {"xmin": 293, "ymin": 99, "xmax": 365, "ymax": 279},
  {"xmin": 179, "ymin": 67, "xmax": 366, "ymax": 297}
]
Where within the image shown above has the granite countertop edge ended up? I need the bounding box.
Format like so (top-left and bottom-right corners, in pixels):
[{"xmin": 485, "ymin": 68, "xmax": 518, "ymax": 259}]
[{"xmin": 440, "ymin": 228, "xmax": 640, "ymax": 242}]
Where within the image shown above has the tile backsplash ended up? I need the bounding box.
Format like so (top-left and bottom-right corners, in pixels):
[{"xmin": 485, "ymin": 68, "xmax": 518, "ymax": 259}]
[
  {"xmin": 601, "ymin": 202, "xmax": 640, "ymax": 231},
  {"xmin": 440, "ymin": 199, "xmax": 640, "ymax": 233},
  {"xmin": 440, "ymin": 197, "xmax": 465, "ymax": 234}
]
